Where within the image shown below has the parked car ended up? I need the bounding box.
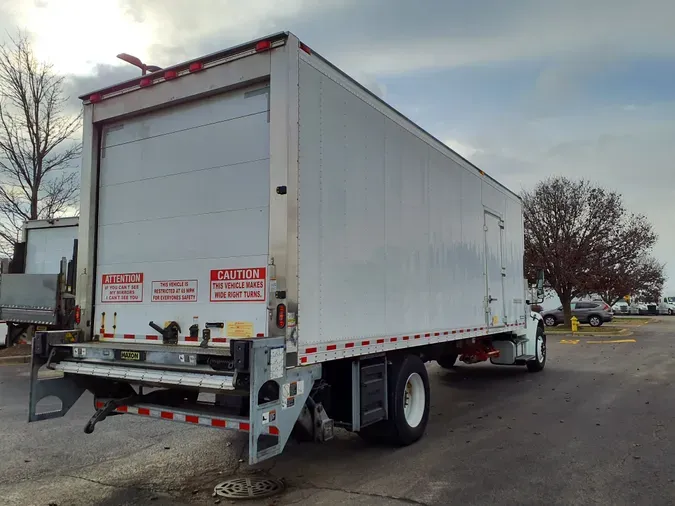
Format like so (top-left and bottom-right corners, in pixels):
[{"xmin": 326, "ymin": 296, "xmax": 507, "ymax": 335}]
[
  {"xmin": 612, "ymin": 301, "xmax": 630, "ymax": 314},
  {"xmin": 542, "ymin": 301, "xmax": 614, "ymax": 327}
]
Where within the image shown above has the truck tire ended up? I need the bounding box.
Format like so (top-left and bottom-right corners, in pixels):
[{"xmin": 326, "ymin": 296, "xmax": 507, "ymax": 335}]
[
  {"xmin": 358, "ymin": 354, "xmax": 430, "ymax": 446},
  {"xmin": 527, "ymin": 325, "xmax": 546, "ymax": 373},
  {"xmin": 436, "ymin": 353, "xmax": 458, "ymax": 370}
]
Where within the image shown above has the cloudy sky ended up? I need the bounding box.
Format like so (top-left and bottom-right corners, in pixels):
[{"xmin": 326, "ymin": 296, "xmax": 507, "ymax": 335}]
[{"xmin": 2, "ymin": 0, "xmax": 674, "ymax": 294}]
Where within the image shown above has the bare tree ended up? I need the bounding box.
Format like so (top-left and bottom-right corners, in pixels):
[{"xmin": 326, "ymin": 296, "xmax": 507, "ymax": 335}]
[
  {"xmin": 523, "ymin": 177, "xmax": 658, "ymax": 326},
  {"xmin": 0, "ymin": 33, "xmax": 81, "ymax": 256}
]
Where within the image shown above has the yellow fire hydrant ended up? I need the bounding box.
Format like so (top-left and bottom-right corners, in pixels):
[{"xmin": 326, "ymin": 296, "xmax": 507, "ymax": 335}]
[{"xmin": 571, "ymin": 316, "xmax": 579, "ymax": 333}]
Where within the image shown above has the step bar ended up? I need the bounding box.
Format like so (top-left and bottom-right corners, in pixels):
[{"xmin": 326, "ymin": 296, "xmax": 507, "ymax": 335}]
[{"xmin": 54, "ymin": 361, "xmax": 235, "ymax": 390}]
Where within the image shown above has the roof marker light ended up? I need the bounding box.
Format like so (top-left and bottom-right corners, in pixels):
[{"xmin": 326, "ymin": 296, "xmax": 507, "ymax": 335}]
[
  {"xmin": 255, "ymin": 40, "xmax": 272, "ymax": 52},
  {"xmin": 89, "ymin": 93, "xmax": 102, "ymax": 103},
  {"xmin": 139, "ymin": 77, "xmax": 152, "ymax": 88},
  {"xmin": 164, "ymin": 69, "xmax": 178, "ymax": 80},
  {"xmin": 189, "ymin": 62, "xmax": 204, "ymax": 73}
]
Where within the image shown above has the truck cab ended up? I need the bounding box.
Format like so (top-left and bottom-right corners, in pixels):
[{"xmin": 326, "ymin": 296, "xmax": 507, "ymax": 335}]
[{"xmin": 658, "ymin": 297, "xmax": 675, "ymax": 315}]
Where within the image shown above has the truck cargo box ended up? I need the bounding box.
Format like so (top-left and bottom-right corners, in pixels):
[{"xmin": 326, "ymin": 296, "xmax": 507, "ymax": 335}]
[{"xmin": 73, "ymin": 33, "xmax": 526, "ymax": 364}]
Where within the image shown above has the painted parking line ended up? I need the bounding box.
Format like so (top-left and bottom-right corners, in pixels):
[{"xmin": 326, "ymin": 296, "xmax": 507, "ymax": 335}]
[
  {"xmin": 586, "ymin": 339, "xmax": 637, "ymax": 344},
  {"xmin": 558, "ymin": 338, "xmax": 636, "ymax": 345}
]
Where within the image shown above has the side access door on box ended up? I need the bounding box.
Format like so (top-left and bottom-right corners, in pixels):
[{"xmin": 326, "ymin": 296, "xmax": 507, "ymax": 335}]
[{"xmin": 484, "ymin": 211, "xmax": 506, "ymax": 328}]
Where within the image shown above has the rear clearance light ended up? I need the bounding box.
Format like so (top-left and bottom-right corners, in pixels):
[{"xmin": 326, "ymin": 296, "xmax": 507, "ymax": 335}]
[
  {"xmin": 164, "ymin": 69, "xmax": 178, "ymax": 80},
  {"xmin": 276, "ymin": 303, "xmax": 286, "ymax": 329},
  {"xmin": 74, "ymin": 305, "xmax": 81, "ymax": 324},
  {"xmin": 139, "ymin": 78, "xmax": 153, "ymax": 88},
  {"xmin": 255, "ymin": 40, "xmax": 272, "ymax": 52},
  {"xmin": 89, "ymin": 93, "xmax": 102, "ymax": 103},
  {"xmin": 189, "ymin": 62, "xmax": 203, "ymax": 73},
  {"xmin": 299, "ymin": 42, "xmax": 312, "ymax": 55}
]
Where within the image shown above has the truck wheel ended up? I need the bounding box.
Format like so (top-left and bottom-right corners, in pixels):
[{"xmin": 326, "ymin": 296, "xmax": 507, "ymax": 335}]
[
  {"xmin": 358, "ymin": 354, "xmax": 430, "ymax": 446},
  {"xmin": 436, "ymin": 353, "xmax": 458, "ymax": 370},
  {"xmin": 527, "ymin": 325, "xmax": 546, "ymax": 373},
  {"xmin": 588, "ymin": 315, "xmax": 602, "ymax": 327},
  {"xmin": 389, "ymin": 354, "xmax": 430, "ymax": 445}
]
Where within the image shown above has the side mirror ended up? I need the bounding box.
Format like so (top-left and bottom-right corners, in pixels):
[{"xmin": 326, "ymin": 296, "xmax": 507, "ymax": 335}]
[{"xmin": 535, "ymin": 270, "xmax": 545, "ymax": 301}]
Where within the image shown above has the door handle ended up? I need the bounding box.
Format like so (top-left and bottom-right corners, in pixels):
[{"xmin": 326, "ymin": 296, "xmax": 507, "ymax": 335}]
[{"xmin": 488, "ymin": 296, "xmax": 498, "ymax": 303}]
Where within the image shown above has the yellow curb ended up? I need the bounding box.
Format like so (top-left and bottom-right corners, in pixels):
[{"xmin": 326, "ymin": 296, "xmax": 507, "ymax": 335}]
[{"xmin": 586, "ymin": 339, "xmax": 637, "ymax": 344}]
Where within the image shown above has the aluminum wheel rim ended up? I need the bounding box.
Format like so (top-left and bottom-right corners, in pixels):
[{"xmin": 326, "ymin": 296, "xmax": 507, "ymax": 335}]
[
  {"xmin": 545, "ymin": 317, "xmax": 555, "ymax": 326},
  {"xmin": 537, "ymin": 335, "xmax": 546, "ymax": 363},
  {"xmin": 590, "ymin": 316, "xmax": 600, "ymax": 326},
  {"xmin": 403, "ymin": 373, "xmax": 425, "ymax": 428}
]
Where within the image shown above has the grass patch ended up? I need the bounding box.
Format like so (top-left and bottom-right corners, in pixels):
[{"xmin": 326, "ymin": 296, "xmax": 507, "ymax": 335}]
[
  {"xmin": 547, "ymin": 325, "xmax": 622, "ymax": 334},
  {"xmin": 608, "ymin": 317, "xmax": 650, "ymax": 325}
]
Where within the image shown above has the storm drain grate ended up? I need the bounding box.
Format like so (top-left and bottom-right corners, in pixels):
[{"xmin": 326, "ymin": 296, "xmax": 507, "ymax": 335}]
[{"xmin": 214, "ymin": 476, "xmax": 285, "ymax": 500}]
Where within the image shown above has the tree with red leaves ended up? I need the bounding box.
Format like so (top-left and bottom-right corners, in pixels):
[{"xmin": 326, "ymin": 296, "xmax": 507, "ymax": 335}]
[{"xmin": 522, "ymin": 177, "xmax": 658, "ymax": 327}]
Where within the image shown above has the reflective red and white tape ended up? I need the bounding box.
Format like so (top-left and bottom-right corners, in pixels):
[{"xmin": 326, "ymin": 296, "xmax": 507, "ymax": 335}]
[
  {"xmin": 94, "ymin": 401, "xmax": 279, "ymax": 435},
  {"xmin": 299, "ymin": 322, "xmax": 528, "ymax": 364},
  {"xmin": 99, "ymin": 333, "xmax": 229, "ymax": 344}
]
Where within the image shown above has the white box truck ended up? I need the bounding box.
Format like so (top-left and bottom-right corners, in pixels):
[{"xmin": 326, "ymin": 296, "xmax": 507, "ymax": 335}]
[
  {"xmin": 0, "ymin": 217, "xmax": 78, "ymax": 347},
  {"xmin": 28, "ymin": 32, "xmax": 547, "ymax": 464}
]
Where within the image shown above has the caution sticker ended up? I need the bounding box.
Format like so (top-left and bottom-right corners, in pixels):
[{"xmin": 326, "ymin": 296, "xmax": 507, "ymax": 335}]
[
  {"xmin": 101, "ymin": 273, "xmax": 143, "ymax": 303},
  {"xmin": 226, "ymin": 321, "xmax": 254, "ymax": 338},
  {"xmin": 151, "ymin": 279, "xmax": 198, "ymax": 303},
  {"xmin": 210, "ymin": 267, "xmax": 266, "ymax": 302}
]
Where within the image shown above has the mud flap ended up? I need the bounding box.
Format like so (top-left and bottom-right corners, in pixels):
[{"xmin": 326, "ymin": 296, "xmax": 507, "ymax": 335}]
[{"xmin": 28, "ymin": 332, "xmax": 86, "ymax": 422}]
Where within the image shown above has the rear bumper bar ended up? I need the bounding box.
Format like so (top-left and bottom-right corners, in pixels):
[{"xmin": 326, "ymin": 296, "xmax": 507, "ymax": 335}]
[{"xmin": 94, "ymin": 399, "xmax": 279, "ymax": 435}]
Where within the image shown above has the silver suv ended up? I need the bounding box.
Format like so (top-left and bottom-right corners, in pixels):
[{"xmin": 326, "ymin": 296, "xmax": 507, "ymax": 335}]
[{"xmin": 542, "ymin": 301, "xmax": 614, "ymax": 327}]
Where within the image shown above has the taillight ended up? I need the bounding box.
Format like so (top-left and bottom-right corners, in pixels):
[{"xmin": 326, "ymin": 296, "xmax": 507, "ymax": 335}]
[
  {"xmin": 188, "ymin": 62, "xmax": 203, "ymax": 73},
  {"xmin": 255, "ymin": 40, "xmax": 272, "ymax": 52},
  {"xmin": 276, "ymin": 303, "xmax": 286, "ymax": 329},
  {"xmin": 603, "ymin": 304, "xmax": 610, "ymax": 311},
  {"xmin": 74, "ymin": 306, "xmax": 81, "ymax": 324}
]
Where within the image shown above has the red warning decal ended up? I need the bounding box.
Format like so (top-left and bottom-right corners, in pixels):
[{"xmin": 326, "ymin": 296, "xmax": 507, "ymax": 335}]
[
  {"xmin": 152, "ymin": 280, "xmax": 198, "ymax": 302},
  {"xmin": 101, "ymin": 273, "xmax": 144, "ymax": 303},
  {"xmin": 210, "ymin": 268, "xmax": 266, "ymax": 302}
]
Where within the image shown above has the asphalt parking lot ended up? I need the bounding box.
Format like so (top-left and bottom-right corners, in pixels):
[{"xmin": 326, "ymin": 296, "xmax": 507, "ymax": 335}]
[{"xmin": 2, "ymin": 318, "xmax": 674, "ymax": 506}]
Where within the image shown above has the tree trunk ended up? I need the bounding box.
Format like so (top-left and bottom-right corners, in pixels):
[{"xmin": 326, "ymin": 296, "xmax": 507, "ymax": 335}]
[
  {"xmin": 30, "ymin": 189, "xmax": 39, "ymax": 220},
  {"xmin": 560, "ymin": 292, "xmax": 573, "ymax": 327}
]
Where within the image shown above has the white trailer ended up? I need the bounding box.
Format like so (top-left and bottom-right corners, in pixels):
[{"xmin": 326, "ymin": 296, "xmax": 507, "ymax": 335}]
[
  {"xmin": 28, "ymin": 32, "xmax": 546, "ymax": 464},
  {"xmin": 0, "ymin": 217, "xmax": 79, "ymax": 347}
]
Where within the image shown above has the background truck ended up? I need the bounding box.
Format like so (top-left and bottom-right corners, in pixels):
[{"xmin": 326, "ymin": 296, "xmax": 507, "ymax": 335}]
[
  {"xmin": 28, "ymin": 32, "xmax": 546, "ymax": 465},
  {"xmin": 0, "ymin": 217, "xmax": 78, "ymax": 348}
]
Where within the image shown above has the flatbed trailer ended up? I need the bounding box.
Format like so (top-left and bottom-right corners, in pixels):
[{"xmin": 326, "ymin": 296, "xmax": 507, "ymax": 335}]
[{"xmin": 28, "ymin": 32, "xmax": 546, "ymax": 464}]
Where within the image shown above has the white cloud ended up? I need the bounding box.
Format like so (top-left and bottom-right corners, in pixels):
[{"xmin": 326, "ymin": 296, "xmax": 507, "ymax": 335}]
[
  {"xmin": 460, "ymin": 102, "xmax": 675, "ymax": 291},
  {"xmin": 443, "ymin": 138, "xmax": 482, "ymax": 159}
]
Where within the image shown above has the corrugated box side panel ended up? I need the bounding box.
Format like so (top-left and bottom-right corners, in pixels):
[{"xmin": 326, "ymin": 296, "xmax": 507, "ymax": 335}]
[{"xmin": 297, "ymin": 56, "xmax": 522, "ymax": 350}]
